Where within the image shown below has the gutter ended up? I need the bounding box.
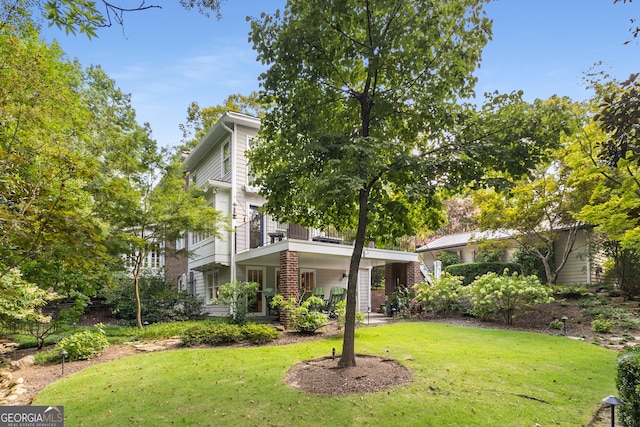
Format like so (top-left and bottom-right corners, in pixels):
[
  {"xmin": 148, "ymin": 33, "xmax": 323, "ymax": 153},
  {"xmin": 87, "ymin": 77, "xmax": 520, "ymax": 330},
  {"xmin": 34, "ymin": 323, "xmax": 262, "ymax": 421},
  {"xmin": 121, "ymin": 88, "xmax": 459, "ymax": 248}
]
[{"xmin": 219, "ymin": 120, "xmax": 237, "ymax": 283}]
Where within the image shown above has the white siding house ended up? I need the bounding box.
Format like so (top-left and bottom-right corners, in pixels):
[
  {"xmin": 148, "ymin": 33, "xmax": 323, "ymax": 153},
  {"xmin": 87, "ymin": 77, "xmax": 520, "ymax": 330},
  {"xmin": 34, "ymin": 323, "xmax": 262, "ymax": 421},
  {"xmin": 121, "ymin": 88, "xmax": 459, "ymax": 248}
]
[
  {"xmin": 181, "ymin": 112, "xmax": 421, "ymax": 319},
  {"xmin": 417, "ymin": 228, "xmax": 608, "ymax": 285}
]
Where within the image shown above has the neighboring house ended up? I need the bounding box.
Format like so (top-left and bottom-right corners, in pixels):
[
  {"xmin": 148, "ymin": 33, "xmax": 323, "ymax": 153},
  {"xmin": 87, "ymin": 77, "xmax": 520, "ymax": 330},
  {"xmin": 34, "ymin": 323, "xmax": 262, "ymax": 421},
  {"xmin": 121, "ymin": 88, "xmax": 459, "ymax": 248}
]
[
  {"xmin": 176, "ymin": 112, "xmax": 421, "ymax": 321},
  {"xmin": 417, "ymin": 228, "xmax": 608, "ymax": 285}
]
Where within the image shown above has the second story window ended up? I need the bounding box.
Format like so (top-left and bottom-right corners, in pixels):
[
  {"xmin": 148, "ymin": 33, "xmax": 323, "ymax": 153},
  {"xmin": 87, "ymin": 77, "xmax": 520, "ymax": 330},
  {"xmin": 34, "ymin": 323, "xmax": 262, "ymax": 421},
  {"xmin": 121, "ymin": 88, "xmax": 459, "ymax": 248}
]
[{"xmin": 222, "ymin": 140, "xmax": 230, "ymax": 176}]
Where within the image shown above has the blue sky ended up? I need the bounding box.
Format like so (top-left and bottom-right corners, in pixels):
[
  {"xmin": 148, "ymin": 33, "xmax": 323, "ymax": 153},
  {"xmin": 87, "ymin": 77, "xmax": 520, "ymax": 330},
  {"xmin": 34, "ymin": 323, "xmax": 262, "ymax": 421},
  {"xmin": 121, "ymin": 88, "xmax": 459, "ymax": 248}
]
[{"xmin": 41, "ymin": 0, "xmax": 640, "ymax": 149}]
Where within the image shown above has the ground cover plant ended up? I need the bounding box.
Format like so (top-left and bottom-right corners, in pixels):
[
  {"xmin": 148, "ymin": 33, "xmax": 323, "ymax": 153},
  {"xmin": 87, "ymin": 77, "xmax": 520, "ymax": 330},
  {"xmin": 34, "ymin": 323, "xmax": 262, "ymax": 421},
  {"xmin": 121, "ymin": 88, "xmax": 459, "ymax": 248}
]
[{"xmin": 33, "ymin": 322, "xmax": 616, "ymax": 426}]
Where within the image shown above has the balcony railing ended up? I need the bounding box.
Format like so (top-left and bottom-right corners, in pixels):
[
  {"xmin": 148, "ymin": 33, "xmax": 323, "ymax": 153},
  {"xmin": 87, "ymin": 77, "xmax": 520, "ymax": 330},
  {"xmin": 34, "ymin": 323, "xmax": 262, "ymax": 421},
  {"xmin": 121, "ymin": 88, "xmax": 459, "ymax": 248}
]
[{"xmin": 235, "ymin": 216, "xmax": 352, "ymax": 253}]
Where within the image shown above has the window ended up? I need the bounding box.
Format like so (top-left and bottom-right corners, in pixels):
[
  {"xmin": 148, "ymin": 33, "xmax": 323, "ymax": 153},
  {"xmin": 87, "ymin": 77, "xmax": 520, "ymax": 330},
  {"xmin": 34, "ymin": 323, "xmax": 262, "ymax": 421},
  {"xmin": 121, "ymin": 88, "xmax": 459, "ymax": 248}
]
[
  {"xmin": 191, "ymin": 203, "xmax": 213, "ymax": 244},
  {"xmin": 137, "ymin": 244, "xmax": 162, "ymax": 269},
  {"xmin": 175, "ymin": 233, "xmax": 185, "ymax": 250},
  {"xmin": 300, "ymin": 270, "xmax": 315, "ymax": 296},
  {"xmin": 249, "ymin": 205, "xmax": 263, "ymax": 248},
  {"xmin": 247, "ymin": 136, "xmax": 255, "ymax": 185},
  {"xmin": 177, "ymin": 273, "xmax": 187, "ymax": 291},
  {"xmin": 222, "ymin": 139, "xmax": 230, "ymax": 175},
  {"xmin": 247, "ymin": 267, "xmax": 265, "ymax": 313},
  {"xmin": 191, "ymin": 172, "xmax": 197, "ymax": 186},
  {"xmin": 191, "ymin": 230, "xmax": 210, "ymax": 245},
  {"xmin": 206, "ymin": 271, "xmax": 219, "ymax": 304}
]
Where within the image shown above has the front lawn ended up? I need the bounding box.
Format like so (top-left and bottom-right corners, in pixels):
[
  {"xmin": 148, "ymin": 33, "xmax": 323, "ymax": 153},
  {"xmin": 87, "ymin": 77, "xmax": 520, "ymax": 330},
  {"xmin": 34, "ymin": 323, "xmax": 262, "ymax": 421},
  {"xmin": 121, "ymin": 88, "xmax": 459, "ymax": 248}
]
[{"xmin": 33, "ymin": 322, "xmax": 617, "ymax": 426}]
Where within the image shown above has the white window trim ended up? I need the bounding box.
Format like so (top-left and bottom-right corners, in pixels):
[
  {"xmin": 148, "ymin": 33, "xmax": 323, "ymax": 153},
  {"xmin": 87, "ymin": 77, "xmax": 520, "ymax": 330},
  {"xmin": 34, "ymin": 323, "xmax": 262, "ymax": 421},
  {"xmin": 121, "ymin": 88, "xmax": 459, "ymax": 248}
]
[
  {"xmin": 222, "ymin": 138, "xmax": 231, "ymax": 176},
  {"xmin": 300, "ymin": 269, "xmax": 316, "ymax": 296},
  {"xmin": 247, "ymin": 266, "xmax": 266, "ymax": 315},
  {"xmin": 205, "ymin": 270, "xmax": 220, "ymax": 305}
]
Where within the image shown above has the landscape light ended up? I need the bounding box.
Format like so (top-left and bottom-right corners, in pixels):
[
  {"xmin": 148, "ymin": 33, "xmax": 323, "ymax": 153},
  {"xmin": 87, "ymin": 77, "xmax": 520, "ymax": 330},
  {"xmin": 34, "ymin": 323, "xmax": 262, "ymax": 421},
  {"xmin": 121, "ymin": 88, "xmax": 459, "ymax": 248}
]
[
  {"xmin": 561, "ymin": 316, "xmax": 568, "ymax": 336},
  {"xmin": 59, "ymin": 350, "xmax": 68, "ymax": 375},
  {"xmin": 602, "ymin": 395, "xmax": 622, "ymax": 427}
]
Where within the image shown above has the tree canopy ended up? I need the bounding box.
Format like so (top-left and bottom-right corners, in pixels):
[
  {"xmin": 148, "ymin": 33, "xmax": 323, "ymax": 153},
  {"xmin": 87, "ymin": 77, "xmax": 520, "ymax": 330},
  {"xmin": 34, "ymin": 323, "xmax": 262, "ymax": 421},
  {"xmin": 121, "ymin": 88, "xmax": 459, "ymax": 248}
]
[
  {"xmin": 473, "ymin": 140, "xmax": 587, "ymax": 285},
  {"xmin": 1, "ymin": 0, "xmax": 225, "ymax": 39},
  {"xmin": 1, "ymin": 11, "xmax": 222, "ymax": 328},
  {"xmin": 178, "ymin": 92, "xmax": 261, "ymax": 149},
  {"xmin": 249, "ymin": 0, "xmax": 574, "ymax": 367},
  {"xmin": 578, "ymin": 73, "xmax": 640, "ymax": 250}
]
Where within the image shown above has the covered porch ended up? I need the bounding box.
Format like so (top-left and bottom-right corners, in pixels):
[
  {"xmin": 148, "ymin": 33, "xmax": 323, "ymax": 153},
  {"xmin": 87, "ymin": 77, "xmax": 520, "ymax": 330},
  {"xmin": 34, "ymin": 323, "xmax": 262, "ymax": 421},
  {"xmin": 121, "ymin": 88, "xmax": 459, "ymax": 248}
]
[{"xmin": 235, "ymin": 238, "xmax": 420, "ymax": 324}]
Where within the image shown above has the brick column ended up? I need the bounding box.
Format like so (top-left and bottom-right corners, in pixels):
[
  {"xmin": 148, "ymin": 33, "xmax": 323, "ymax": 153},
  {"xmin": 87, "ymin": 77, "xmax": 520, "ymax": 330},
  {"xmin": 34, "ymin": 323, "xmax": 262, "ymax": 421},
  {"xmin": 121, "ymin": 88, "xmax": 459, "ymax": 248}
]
[
  {"xmin": 385, "ymin": 263, "xmax": 396, "ymax": 316},
  {"xmin": 385, "ymin": 262, "xmax": 422, "ymax": 315},
  {"xmin": 278, "ymin": 250, "xmax": 299, "ymax": 328},
  {"xmin": 406, "ymin": 261, "xmax": 422, "ymax": 287}
]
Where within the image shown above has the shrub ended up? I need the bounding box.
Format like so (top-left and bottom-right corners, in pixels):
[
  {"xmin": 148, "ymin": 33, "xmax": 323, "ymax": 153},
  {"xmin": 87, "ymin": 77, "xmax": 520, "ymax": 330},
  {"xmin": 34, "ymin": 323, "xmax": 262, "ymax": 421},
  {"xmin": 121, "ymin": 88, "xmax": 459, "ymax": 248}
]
[
  {"xmin": 474, "ymin": 250, "xmax": 502, "ymax": 263},
  {"xmin": 549, "ymin": 319, "xmax": 564, "ymax": 330},
  {"xmin": 215, "ymin": 281, "xmax": 260, "ymax": 325},
  {"xmin": 437, "ymin": 251, "xmax": 460, "ymax": 269},
  {"xmin": 466, "ymin": 270, "xmax": 554, "ymax": 325},
  {"xmin": 445, "ymin": 262, "xmax": 523, "ymax": 286},
  {"xmin": 591, "ymin": 315, "xmax": 614, "ymax": 333},
  {"xmin": 207, "ymin": 323, "xmax": 245, "ymax": 344},
  {"xmin": 414, "ymin": 273, "xmax": 464, "ymax": 315},
  {"xmin": 512, "ymin": 246, "xmax": 547, "ymax": 281},
  {"xmin": 181, "ymin": 324, "xmax": 212, "ymax": 346},
  {"xmin": 101, "ymin": 272, "xmax": 204, "ymax": 325},
  {"xmin": 181, "ymin": 322, "xmax": 245, "ymax": 346},
  {"xmin": 335, "ymin": 300, "xmax": 364, "ymax": 329},
  {"xmin": 270, "ymin": 295, "xmax": 328, "ymax": 333},
  {"xmin": 579, "ymin": 296, "xmax": 640, "ymax": 331},
  {"xmin": 240, "ymin": 323, "xmax": 279, "ymax": 345},
  {"xmin": 553, "ymin": 284, "xmax": 591, "ymax": 299},
  {"xmin": 55, "ymin": 327, "xmax": 109, "ymax": 361},
  {"xmin": 33, "ymin": 349, "xmax": 60, "ymax": 365},
  {"xmin": 617, "ymin": 345, "xmax": 640, "ymax": 427},
  {"xmin": 391, "ymin": 286, "xmax": 415, "ymax": 318}
]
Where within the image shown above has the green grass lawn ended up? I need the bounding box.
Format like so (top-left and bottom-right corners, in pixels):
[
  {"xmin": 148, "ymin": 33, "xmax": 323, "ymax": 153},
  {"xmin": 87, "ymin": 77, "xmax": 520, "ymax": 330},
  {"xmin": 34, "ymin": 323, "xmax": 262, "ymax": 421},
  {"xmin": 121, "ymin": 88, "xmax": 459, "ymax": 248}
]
[{"xmin": 33, "ymin": 322, "xmax": 617, "ymax": 426}]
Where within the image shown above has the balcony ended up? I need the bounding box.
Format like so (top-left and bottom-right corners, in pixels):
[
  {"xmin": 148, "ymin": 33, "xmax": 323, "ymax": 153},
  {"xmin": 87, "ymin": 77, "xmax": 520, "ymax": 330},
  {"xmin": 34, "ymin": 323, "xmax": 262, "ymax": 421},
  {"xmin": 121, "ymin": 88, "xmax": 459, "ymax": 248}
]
[{"xmin": 234, "ymin": 216, "xmax": 351, "ymax": 253}]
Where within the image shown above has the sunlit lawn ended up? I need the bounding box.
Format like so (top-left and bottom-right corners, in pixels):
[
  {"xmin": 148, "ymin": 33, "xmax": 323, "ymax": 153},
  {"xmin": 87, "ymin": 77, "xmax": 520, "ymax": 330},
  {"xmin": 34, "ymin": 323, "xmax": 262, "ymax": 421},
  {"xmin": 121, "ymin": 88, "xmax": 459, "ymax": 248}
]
[{"xmin": 33, "ymin": 322, "xmax": 617, "ymax": 426}]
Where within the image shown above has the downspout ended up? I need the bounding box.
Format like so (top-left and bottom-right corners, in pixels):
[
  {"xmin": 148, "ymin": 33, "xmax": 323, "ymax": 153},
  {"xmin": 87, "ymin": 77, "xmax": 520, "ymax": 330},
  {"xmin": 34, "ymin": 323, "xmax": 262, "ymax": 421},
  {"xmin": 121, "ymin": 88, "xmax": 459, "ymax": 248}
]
[
  {"xmin": 220, "ymin": 120, "xmax": 236, "ymax": 283},
  {"xmin": 367, "ymin": 266, "xmax": 373, "ymax": 315}
]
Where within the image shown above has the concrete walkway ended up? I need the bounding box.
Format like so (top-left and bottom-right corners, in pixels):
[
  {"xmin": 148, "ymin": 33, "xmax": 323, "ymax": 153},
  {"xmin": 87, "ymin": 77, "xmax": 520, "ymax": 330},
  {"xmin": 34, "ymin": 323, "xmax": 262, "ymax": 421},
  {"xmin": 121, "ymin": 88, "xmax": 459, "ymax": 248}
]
[{"xmin": 362, "ymin": 312, "xmax": 393, "ymax": 325}]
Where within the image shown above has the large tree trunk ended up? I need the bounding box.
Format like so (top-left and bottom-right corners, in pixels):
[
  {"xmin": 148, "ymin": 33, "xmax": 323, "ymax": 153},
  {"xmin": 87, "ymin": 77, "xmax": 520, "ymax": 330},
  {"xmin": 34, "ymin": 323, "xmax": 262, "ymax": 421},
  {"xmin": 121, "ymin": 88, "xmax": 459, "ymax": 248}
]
[{"xmin": 338, "ymin": 188, "xmax": 369, "ymax": 368}]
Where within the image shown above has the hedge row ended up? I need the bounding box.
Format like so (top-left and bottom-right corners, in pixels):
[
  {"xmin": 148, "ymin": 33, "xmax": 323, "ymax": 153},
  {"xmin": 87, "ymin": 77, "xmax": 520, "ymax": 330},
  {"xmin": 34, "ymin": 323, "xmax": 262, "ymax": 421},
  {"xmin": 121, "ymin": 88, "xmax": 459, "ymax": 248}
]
[
  {"xmin": 444, "ymin": 262, "xmax": 523, "ymax": 285},
  {"xmin": 617, "ymin": 346, "xmax": 640, "ymax": 426},
  {"xmin": 181, "ymin": 322, "xmax": 279, "ymax": 346}
]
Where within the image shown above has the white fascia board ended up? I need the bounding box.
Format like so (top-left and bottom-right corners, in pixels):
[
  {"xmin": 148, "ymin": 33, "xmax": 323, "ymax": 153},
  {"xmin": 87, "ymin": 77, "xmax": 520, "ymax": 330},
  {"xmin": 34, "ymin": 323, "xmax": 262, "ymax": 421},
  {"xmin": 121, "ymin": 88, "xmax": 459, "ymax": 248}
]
[{"xmin": 186, "ymin": 112, "xmax": 260, "ymax": 169}]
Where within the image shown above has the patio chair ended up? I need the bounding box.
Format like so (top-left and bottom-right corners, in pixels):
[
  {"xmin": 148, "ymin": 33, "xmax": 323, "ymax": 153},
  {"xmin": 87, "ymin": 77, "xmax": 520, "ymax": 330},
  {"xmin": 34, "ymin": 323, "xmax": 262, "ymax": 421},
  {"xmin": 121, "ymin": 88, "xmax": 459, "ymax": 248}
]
[
  {"xmin": 263, "ymin": 288, "xmax": 277, "ymax": 316},
  {"xmin": 324, "ymin": 287, "xmax": 346, "ymax": 318}
]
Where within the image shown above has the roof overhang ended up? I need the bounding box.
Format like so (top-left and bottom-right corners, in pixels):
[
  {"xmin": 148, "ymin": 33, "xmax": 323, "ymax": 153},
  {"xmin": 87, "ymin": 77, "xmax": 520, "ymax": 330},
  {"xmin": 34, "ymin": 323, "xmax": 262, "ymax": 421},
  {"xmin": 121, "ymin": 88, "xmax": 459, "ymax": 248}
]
[
  {"xmin": 235, "ymin": 239, "xmax": 418, "ymax": 270},
  {"xmin": 186, "ymin": 111, "xmax": 260, "ymax": 169}
]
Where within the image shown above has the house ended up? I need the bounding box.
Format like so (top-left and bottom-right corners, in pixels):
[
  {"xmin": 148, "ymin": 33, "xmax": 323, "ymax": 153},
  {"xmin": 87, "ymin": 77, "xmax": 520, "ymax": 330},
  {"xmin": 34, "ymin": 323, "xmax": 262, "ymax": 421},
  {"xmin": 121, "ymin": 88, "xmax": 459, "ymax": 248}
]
[
  {"xmin": 177, "ymin": 112, "xmax": 422, "ymax": 322},
  {"xmin": 417, "ymin": 228, "xmax": 608, "ymax": 285}
]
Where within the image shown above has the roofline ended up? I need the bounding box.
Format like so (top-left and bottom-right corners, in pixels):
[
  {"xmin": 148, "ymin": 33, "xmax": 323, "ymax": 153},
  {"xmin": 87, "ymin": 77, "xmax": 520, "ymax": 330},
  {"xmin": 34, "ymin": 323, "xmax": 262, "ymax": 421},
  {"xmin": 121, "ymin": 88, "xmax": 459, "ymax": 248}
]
[
  {"xmin": 416, "ymin": 231, "xmax": 513, "ymax": 253},
  {"xmin": 186, "ymin": 111, "xmax": 260, "ymax": 169}
]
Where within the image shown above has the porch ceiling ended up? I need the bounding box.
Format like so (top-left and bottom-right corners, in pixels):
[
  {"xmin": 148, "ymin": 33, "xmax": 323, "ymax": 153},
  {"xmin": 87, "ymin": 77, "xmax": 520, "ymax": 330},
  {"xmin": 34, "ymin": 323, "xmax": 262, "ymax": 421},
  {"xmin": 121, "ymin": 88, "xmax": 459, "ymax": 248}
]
[{"xmin": 235, "ymin": 239, "xmax": 418, "ymax": 270}]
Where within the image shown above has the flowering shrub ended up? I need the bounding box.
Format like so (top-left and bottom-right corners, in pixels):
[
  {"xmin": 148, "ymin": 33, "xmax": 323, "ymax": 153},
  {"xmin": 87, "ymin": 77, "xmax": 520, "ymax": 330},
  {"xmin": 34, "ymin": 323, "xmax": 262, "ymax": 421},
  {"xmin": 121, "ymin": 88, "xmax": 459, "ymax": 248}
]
[
  {"xmin": 466, "ymin": 270, "xmax": 554, "ymax": 325},
  {"xmin": 414, "ymin": 273, "xmax": 464, "ymax": 315}
]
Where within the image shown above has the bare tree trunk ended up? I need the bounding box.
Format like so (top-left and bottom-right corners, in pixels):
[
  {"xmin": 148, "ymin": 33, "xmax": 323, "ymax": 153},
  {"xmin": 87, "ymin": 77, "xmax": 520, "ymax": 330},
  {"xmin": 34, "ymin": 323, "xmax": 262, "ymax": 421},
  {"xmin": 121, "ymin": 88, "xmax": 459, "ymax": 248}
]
[
  {"xmin": 338, "ymin": 188, "xmax": 369, "ymax": 368},
  {"xmin": 133, "ymin": 255, "xmax": 143, "ymax": 329}
]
